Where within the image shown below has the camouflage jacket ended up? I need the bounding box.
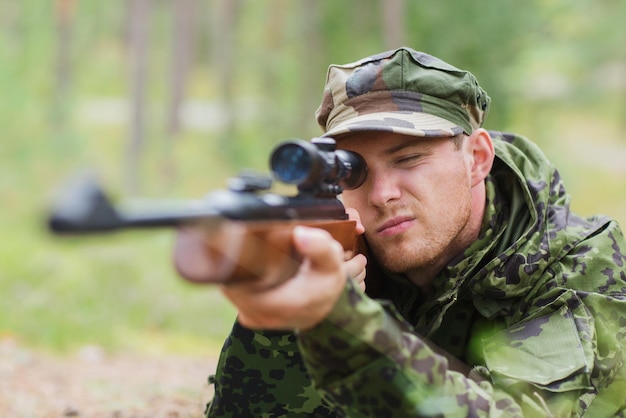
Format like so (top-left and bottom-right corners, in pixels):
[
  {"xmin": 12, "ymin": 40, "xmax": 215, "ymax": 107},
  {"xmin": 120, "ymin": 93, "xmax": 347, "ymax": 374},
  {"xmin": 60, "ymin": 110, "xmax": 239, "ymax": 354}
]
[{"xmin": 206, "ymin": 132, "xmax": 626, "ymax": 417}]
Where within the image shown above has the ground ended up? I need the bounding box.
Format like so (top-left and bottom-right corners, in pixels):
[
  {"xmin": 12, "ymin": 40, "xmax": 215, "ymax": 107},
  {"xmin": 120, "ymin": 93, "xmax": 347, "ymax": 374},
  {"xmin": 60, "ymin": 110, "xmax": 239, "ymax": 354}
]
[{"xmin": 0, "ymin": 339, "xmax": 216, "ymax": 418}]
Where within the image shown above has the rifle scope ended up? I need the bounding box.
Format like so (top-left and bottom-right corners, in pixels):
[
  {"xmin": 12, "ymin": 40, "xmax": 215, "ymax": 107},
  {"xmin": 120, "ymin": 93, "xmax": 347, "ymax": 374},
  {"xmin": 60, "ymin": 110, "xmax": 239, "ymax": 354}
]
[{"xmin": 270, "ymin": 137, "xmax": 367, "ymax": 194}]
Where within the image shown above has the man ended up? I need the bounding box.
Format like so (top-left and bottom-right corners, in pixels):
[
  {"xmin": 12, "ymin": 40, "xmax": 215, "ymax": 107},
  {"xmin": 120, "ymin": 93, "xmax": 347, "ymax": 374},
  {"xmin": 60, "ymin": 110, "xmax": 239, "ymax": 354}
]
[{"xmin": 175, "ymin": 47, "xmax": 626, "ymax": 416}]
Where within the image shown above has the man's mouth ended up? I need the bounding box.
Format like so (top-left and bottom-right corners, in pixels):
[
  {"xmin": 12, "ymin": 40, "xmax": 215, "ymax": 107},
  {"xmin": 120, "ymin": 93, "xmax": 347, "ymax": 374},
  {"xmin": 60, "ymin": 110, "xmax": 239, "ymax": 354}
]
[{"xmin": 376, "ymin": 216, "xmax": 416, "ymax": 237}]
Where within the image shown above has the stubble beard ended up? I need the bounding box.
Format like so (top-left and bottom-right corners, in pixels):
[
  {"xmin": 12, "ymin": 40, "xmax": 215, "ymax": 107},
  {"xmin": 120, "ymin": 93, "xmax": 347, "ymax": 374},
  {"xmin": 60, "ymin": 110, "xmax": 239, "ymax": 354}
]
[{"xmin": 365, "ymin": 194, "xmax": 473, "ymax": 278}]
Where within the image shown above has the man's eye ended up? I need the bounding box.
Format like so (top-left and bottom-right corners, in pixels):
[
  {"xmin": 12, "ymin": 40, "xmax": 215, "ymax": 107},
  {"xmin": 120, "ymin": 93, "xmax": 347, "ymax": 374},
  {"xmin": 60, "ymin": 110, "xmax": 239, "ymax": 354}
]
[{"xmin": 395, "ymin": 155, "xmax": 420, "ymax": 165}]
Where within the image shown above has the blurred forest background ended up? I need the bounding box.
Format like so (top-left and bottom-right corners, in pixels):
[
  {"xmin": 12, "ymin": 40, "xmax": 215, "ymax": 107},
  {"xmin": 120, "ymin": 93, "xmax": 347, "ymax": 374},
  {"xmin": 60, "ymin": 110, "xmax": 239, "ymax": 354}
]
[{"xmin": 1, "ymin": 0, "xmax": 625, "ymax": 358}]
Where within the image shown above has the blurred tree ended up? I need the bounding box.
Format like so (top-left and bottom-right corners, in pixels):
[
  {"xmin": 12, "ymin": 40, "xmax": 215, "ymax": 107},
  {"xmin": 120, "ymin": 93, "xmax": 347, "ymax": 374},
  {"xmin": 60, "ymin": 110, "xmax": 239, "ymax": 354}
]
[
  {"xmin": 53, "ymin": 0, "xmax": 75, "ymax": 135},
  {"xmin": 209, "ymin": 0, "xmax": 240, "ymax": 157},
  {"xmin": 166, "ymin": 0, "xmax": 197, "ymax": 139},
  {"xmin": 127, "ymin": 0, "xmax": 150, "ymax": 194},
  {"xmin": 296, "ymin": 0, "xmax": 323, "ymax": 134},
  {"xmin": 161, "ymin": 0, "xmax": 197, "ymax": 184},
  {"xmin": 1, "ymin": 0, "xmax": 20, "ymax": 50},
  {"xmin": 381, "ymin": 0, "xmax": 406, "ymax": 49},
  {"xmin": 256, "ymin": 0, "xmax": 291, "ymax": 137}
]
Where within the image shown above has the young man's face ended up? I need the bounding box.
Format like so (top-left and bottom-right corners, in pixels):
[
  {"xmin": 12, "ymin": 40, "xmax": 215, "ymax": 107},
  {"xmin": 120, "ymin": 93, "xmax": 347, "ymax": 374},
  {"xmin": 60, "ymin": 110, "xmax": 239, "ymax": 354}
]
[{"xmin": 338, "ymin": 131, "xmax": 475, "ymax": 279}]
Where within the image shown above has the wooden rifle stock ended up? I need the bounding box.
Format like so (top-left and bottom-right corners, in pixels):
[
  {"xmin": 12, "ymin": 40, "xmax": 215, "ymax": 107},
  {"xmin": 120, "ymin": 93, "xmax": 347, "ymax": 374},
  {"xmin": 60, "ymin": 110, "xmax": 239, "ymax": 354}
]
[{"xmin": 177, "ymin": 219, "xmax": 362, "ymax": 286}]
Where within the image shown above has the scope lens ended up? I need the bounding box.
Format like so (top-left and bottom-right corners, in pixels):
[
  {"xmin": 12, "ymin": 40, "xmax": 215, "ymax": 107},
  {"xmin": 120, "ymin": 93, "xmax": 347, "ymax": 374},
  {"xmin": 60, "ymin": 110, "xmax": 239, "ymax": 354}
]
[
  {"xmin": 335, "ymin": 149, "xmax": 368, "ymax": 190},
  {"xmin": 271, "ymin": 143, "xmax": 312, "ymax": 184}
]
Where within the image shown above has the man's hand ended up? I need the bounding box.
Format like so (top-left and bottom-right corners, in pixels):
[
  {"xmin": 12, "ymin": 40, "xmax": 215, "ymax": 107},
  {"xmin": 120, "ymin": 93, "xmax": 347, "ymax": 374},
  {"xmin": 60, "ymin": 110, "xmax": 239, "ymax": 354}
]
[
  {"xmin": 173, "ymin": 209, "xmax": 366, "ymax": 331},
  {"xmin": 220, "ymin": 226, "xmax": 352, "ymax": 330}
]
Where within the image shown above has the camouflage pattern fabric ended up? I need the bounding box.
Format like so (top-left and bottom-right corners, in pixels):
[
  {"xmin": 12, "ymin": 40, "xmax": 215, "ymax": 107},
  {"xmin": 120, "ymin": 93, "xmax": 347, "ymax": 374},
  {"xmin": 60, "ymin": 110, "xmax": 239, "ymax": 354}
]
[
  {"xmin": 205, "ymin": 321, "xmax": 339, "ymax": 417},
  {"xmin": 315, "ymin": 47, "xmax": 491, "ymax": 139},
  {"xmin": 206, "ymin": 132, "xmax": 626, "ymax": 416}
]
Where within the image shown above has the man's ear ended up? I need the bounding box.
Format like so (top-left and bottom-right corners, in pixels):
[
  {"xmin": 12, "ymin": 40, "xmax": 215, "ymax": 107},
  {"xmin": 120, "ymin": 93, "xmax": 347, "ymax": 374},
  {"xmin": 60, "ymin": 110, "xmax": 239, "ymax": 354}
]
[{"xmin": 467, "ymin": 128, "xmax": 495, "ymax": 187}]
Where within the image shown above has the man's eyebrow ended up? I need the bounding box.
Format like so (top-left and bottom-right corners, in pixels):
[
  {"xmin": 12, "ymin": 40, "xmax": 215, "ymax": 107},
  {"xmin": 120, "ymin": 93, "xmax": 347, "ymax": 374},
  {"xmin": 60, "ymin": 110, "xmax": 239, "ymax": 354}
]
[{"xmin": 382, "ymin": 141, "xmax": 423, "ymax": 156}]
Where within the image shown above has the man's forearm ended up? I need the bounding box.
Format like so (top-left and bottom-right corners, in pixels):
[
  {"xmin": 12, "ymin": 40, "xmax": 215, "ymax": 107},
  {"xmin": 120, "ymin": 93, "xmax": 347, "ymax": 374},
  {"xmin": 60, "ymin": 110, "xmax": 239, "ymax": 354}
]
[{"xmin": 296, "ymin": 281, "xmax": 568, "ymax": 417}]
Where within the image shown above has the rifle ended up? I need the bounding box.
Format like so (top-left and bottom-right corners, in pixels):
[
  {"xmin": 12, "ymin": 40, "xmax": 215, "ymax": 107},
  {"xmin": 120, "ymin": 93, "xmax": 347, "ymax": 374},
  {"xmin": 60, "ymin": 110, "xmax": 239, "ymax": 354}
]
[{"xmin": 48, "ymin": 137, "xmax": 368, "ymax": 285}]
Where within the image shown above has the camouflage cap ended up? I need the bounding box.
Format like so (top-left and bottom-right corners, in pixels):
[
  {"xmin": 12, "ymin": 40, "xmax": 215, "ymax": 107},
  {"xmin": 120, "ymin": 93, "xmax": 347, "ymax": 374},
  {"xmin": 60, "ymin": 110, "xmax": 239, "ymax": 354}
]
[{"xmin": 316, "ymin": 47, "xmax": 490, "ymax": 138}]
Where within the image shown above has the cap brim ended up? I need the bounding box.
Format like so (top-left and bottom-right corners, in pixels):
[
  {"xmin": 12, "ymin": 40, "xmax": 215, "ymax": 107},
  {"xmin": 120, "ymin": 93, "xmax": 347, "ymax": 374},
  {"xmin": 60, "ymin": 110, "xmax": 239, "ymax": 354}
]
[{"xmin": 323, "ymin": 111, "xmax": 464, "ymax": 139}]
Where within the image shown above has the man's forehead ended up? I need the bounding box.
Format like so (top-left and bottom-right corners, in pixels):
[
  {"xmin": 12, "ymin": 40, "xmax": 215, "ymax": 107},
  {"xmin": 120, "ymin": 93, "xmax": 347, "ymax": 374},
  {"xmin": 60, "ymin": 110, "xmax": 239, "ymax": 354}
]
[{"xmin": 335, "ymin": 131, "xmax": 449, "ymax": 152}]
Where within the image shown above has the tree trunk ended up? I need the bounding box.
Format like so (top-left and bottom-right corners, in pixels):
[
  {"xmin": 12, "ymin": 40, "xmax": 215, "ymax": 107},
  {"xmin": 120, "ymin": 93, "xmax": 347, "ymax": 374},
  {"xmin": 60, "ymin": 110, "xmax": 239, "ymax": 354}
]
[
  {"xmin": 298, "ymin": 0, "xmax": 323, "ymax": 135},
  {"xmin": 126, "ymin": 0, "xmax": 150, "ymax": 195},
  {"xmin": 166, "ymin": 0, "xmax": 197, "ymax": 139},
  {"xmin": 209, "ymin": 0, "xmax": 239, "ymax": 159},
  {"xmin": 381, "ymin": 0, "xmax": 405, "ymax": 49}
]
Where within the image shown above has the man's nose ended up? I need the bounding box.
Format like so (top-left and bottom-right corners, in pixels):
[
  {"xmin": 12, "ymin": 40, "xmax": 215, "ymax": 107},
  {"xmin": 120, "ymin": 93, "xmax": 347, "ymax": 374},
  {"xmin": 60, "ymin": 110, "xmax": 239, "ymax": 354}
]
[{"xmin": 367, "ymin": 172, "xmax": 401, "ymax": 207}]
